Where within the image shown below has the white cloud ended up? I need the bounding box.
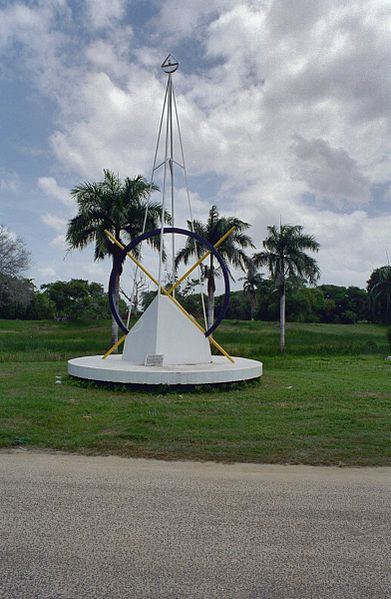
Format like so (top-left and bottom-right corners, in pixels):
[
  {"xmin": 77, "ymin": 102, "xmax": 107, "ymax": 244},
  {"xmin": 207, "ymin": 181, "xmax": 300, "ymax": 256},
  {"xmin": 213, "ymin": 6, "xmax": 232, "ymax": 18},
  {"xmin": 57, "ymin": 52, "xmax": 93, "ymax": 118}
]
[
  {"xmin": 41, "ymin": 213, "xmax": 66, "ymax": 232},
  {"xmin": 0, "ymin": 2, "xmax": 67, "ymax": 95},
  {"xmin": 50, "ymin": 234, "xmax": 66, "ymax": 249},
  {"xmin": 50, "ymin": 69, "xmax": 166, "ymax": 177},
  {"xmin": 84, "ymin": 0, "xmax": 126, "ymax": 31},
  {"xmin": 290, "ymin": 135, "xmax": 371, "ymax": 206},
  {"xmin": 85, "ymin": 40, "xmax": 125, "ymax": 76},
  {"xmin": 84, "ymin": 23, "xmax": 134, "ymax": 79},
  {"xmin": 37, "ymin": 266, "xmax": 57, "ymax": 281},
  {"xmin": 2, "ymin": 0, "xmax": 391, "ymax": 289},
  {"xmin": 41, "ymin": 212, "xmax": 67, "ymax": 249},
  {"xmin": 304, "ymin": 209, "xmax": 391, "ymax": 287},
  {"xmin": 235, "ymin": 184, "xmax": 391, "ymax": 287},
  {"xmin": 177, "ymin": 188, "xmax": 210, "ymax": 222},
  {"xmin": 38, "ymin": 177, "xmax": 73, "ymax": 207},
  {"xmin": 152, "ymin": 0, "xmax": 237, "ymax": 40},
  {"xmin": 0, "ymin": 169, "xmax": 19, "ymax": 192}
]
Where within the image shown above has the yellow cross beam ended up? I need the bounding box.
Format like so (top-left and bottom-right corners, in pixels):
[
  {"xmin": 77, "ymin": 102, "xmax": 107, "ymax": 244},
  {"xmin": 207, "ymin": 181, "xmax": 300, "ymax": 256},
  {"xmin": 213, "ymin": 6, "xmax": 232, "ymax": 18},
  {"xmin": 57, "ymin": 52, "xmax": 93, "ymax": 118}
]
[
  {"xmin": 102, "ymin": 334, "xmax": 127, "ymax": 360},
  {"xmin": 167, "ymin": 226, "xmax": 236, "ymax": 295},
  {"xmin": 102, "ymin": 229, "xmax": 234, "ymax": 363}
]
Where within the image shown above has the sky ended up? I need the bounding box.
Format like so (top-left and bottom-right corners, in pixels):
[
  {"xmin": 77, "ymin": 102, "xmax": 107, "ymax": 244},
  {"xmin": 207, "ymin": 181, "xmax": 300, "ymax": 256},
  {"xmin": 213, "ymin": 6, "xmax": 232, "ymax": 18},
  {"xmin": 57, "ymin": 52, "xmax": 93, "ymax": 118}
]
[{"xmin": 0, "ymin": 0, "xmax": 390, "ymax": 292}]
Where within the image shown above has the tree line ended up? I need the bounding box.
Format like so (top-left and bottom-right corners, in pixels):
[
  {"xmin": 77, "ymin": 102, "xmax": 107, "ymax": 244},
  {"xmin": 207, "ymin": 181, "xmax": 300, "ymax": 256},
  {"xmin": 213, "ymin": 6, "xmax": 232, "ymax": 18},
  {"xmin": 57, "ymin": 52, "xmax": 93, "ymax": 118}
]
[
  {"xmin": 0, "ymin": 269, "xmax": 383, "ymax": 329},
  {"xmin": 143, "ymin": 282, "xmax": 370, "ymax": 325},
  {"xmin": 0, "ymin": 275, "xmax": 111, "ymax": 322},
  {"xmin": 0, "ymin": 224, "xmax": 115, "ymax": 321}
]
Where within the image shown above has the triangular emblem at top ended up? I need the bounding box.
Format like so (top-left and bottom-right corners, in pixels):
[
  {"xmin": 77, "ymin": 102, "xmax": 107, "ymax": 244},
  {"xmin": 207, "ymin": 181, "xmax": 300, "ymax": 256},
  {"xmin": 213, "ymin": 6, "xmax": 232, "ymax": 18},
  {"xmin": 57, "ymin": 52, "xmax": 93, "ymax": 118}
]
[{"xmin": 161, "ymin": 54, "xmax": 179, "ymax": 74}]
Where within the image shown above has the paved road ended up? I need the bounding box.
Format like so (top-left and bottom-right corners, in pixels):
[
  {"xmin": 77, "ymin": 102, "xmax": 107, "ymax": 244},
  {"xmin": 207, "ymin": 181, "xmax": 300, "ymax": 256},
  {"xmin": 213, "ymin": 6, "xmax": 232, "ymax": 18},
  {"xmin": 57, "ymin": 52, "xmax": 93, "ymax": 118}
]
[{"xmin": 0, "ymin": 451, "xmax": 390, "ymax": 599}]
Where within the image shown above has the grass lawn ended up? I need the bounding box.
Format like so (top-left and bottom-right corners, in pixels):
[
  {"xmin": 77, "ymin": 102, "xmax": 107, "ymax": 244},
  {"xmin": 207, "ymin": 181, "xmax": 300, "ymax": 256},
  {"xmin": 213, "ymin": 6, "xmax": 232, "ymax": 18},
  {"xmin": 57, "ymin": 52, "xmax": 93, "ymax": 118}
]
[{"xmin": 0, "ymin": 318, "xmax": 390, "ymax": 465}]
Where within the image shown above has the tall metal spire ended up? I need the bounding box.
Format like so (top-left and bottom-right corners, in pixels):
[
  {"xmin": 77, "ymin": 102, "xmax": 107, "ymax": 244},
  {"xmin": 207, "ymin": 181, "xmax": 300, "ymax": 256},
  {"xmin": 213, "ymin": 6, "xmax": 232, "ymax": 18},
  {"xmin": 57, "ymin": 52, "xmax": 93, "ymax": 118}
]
[
  {"xmin": 149, "ymin": 54, "xmax": 179, "ymax": 296},
  {"xmin": 149, "ymin": 55, "xmax": 207, "ymax": 326}
]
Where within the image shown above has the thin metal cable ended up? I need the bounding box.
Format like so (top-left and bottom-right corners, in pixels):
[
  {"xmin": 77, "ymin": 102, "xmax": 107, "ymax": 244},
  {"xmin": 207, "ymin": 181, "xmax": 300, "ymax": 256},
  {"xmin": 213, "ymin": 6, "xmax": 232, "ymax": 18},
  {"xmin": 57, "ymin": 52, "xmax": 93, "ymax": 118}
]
[
  {"xmin": 157, "ymin": 81, "xmax": 171, "ymax": 314},
  {"xmin": 125, "ymin": 79, "xmax": 170, "ymax": 325},
  {"xmin": 172, "ymin": 86, "xmax": 208, "ymax": 328},
  {"xmin": 168, "ymin": 77, "xmax": 175, "ymax": 295}
]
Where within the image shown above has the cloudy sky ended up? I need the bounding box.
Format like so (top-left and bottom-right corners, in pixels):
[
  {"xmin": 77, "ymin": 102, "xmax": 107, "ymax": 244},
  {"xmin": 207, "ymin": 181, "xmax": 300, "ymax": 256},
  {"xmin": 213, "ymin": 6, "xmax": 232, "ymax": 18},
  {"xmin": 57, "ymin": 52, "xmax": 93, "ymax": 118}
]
[{"xmin": 1, "ymin": 0, "xmax": 390, "ymax": 291}]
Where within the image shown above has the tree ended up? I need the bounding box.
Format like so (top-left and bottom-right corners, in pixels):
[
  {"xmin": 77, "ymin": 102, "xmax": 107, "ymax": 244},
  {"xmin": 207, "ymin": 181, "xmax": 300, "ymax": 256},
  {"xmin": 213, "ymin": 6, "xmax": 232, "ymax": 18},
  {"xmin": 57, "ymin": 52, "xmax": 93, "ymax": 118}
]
[
  {"xmin": 41, "ymin": 279, "xmax": 111, "ymax": 321},
  {"xmin": 240, "ymin": 263, "xmax": 264, "ymax": 320},
  {"xmin": 215, "ymin": 289, "xmax": 252, "ymax": 320},
  {"xmin": 318, "ymin": 284, "xmax": 368, "ymax": 323},
  {"xmin": 0, "ymin": 275, "xmax": 35, "ymax": 319},
  {"xmin": 0, "ymin": 225, "xmax": 30, "ymax": 277},
  {"xmin": 254, "ymin": 224, "xmax": 320, "ymax": 352},
  {"xmin": 66, "ymin": 170, "xmax": 166, "ymax": 344},
  {"xmin": 367, "ymin": 266, "xmax": 391, "ymax": 324},
  {"xmin": 345, "ymin": 286, "xmax": 368, "ymax": 322},
  {"xmin": 28, "ymin": 292, "xmax": 56, "ymax": 320},
  {"xmin": 287, "ymin": 287, "xmax": 324, "ymax": 322},
  {"xmin": 175, "ymin": 205, "xmax": 254, "ymax": 328}
]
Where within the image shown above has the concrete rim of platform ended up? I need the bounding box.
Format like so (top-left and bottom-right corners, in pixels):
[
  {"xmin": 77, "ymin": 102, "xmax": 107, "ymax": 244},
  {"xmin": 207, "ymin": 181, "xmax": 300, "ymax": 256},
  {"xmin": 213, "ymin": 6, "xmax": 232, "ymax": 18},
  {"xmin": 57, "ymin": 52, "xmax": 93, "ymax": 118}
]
[{"xmin": 68, "ymin": 355, "xmax": 262, "ymax": 386}]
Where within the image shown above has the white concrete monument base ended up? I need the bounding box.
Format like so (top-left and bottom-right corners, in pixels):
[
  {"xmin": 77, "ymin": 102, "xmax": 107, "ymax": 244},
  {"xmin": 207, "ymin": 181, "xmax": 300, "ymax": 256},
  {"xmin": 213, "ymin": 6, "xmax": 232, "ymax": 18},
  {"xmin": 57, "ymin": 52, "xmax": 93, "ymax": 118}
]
[{"xmin": 68, "ymin": 355, "xmax": 262, "ymax": 386}]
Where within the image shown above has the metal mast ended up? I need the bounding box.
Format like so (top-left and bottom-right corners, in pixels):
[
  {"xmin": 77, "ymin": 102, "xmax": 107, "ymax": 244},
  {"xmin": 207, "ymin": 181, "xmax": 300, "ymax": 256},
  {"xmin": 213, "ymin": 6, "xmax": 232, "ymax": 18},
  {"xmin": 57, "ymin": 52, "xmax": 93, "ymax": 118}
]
[
  {"xmin": 150, "ymin": 55, "xmax": 207, "ymax": 325},
  {"xmin": 155, "ymin": 55, "xmax": 178, "ymax": 298}
]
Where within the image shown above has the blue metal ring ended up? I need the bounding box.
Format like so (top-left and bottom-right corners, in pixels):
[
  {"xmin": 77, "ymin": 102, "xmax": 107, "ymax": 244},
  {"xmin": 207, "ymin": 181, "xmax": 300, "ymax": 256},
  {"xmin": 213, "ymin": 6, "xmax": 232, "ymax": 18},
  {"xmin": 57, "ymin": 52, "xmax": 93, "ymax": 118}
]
[{"xmin": 108, "ymin": 227, "xmax": 230, "ymax": 337}]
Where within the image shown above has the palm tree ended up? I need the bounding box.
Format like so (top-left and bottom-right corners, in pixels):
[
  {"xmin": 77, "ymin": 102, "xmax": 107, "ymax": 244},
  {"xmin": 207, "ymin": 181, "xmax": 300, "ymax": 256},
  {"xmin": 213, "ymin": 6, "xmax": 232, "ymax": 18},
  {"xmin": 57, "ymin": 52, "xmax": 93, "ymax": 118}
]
[
  {"xmin": 175, "ymin": 205, "xmax": 254, "ymax": 328},
  {"xmin": 66, "ymin": 170, "xmax": 166, "ymax": 345},
  {"xmin": 254, "ymin": 224, "xmax": 320, "ymax": 352},
  {"xmin": 367, "ymin": 266, "xmax": 391, "ymax": 324},
  {"xmin": 240, "ymin": 263, "xmax": 264, "ymax": 320}
]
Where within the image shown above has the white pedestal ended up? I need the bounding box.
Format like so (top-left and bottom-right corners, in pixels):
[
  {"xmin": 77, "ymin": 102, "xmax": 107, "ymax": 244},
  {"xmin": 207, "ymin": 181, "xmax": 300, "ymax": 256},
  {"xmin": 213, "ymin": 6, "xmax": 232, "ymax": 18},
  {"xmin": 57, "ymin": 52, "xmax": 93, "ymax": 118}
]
[{"xmin": 68, "ymin": 355, "xmax": 262, "ymax": 386}]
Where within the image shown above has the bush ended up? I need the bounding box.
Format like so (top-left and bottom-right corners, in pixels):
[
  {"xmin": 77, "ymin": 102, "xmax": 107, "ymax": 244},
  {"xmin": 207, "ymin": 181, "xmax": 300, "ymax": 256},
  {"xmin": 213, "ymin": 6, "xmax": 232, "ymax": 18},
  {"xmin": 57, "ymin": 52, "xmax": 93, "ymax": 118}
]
[
  {"xmin": 28, "ymin": 293, "xmax": 56, "ymax": 320},
  {"xmin": 41, "ymin": 279, "xmax": 111, "ymax": 321}
]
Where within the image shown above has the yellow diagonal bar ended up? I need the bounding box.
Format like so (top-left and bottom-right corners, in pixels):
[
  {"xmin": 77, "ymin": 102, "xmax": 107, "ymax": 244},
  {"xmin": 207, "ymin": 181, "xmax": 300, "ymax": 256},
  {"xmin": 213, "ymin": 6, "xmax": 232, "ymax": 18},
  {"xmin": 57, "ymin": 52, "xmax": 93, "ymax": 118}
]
[
  {"xmin": 164, "ymin": 293, "xmax": 234, "ymax": 363},
  {"xmin": 104, "ymin": 229, "xmax": 160, "ymax": 288},
  {"xmin": 102, "ymin": 334, "xmax": 126, "ymax": 359},
  {"xmin": 167, "ymin": 226, "xmax": 236, "ymax": 295},
  {"xmin": 103, "ymin": 229, "xmax": 234, "ymax": 363}
]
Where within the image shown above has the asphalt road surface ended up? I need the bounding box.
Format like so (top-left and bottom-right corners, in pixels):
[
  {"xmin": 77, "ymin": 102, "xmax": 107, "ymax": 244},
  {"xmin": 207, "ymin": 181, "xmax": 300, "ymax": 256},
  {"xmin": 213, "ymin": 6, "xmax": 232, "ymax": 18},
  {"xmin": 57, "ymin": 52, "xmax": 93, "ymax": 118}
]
[{"xmin": 0, "ymin": 450, "xmax": 390, "ymax": 599}]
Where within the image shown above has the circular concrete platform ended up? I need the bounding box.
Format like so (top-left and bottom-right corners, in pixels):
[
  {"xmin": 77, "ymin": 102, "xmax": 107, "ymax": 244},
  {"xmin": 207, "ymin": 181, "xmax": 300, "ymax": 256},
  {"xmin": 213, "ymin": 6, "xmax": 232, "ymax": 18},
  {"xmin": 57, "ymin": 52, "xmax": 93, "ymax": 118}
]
[{"xmin": 68, "ymin": 355, "xmax": 262, "ymax": 386}]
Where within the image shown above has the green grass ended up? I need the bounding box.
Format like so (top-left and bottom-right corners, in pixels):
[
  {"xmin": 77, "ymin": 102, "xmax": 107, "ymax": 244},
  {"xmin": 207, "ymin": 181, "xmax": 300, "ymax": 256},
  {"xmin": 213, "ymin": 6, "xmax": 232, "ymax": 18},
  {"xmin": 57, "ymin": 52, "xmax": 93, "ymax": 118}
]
[{"xmin": 1, "ymin": 319, "xmax": 390, "ymax": 465}]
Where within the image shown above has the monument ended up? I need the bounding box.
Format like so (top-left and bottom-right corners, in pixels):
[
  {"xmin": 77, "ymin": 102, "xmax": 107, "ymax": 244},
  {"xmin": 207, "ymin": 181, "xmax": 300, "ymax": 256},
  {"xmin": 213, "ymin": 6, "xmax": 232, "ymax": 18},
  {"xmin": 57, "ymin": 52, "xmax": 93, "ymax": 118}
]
[{"xmin": 68, "ymin": 56, "xmax": 263, "ymax": 386}]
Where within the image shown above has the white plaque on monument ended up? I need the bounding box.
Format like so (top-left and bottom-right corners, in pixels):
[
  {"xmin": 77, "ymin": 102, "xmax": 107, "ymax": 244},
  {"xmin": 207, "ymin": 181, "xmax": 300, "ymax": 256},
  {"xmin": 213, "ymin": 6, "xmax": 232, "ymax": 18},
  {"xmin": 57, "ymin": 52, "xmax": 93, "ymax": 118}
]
[{"xmin": 145, "ymin": 354, "xmax": 164, "ymax": 366}]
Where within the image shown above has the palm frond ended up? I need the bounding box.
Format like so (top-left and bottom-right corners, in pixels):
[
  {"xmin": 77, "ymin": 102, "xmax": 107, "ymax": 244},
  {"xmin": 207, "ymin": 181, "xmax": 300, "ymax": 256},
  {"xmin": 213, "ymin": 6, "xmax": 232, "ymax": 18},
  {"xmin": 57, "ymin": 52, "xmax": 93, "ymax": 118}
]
[
  {"xmin": 257, "ymin": 223, "xmax": 320, "ymax": 290},
  {"xmin": 66, "ymin": 170, "xmax": 167, "ymax": 265}
]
